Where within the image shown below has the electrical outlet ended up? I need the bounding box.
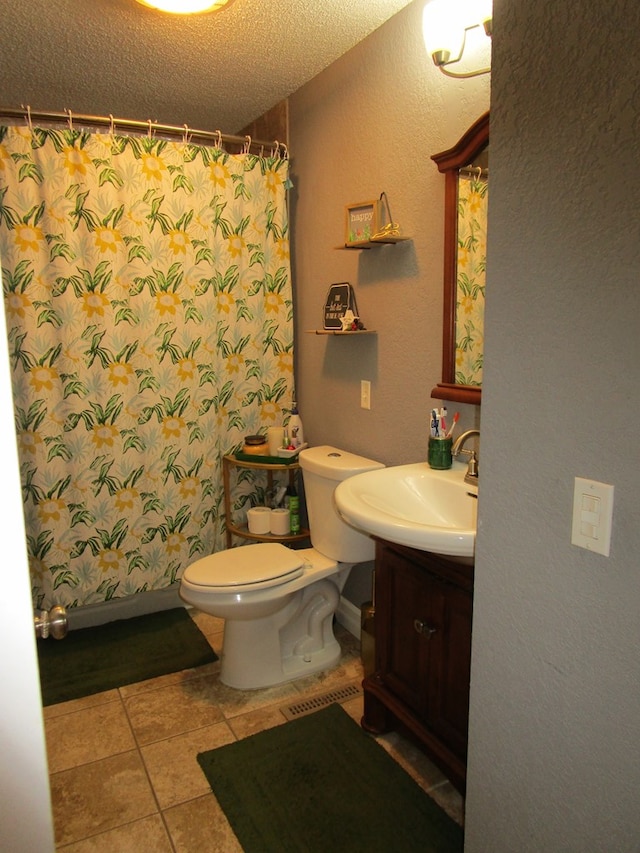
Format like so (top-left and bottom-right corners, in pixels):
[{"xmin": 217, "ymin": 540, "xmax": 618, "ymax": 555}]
[{"xmin": 360, "ymin": 380, "xmax": 371, "ymax": 410}]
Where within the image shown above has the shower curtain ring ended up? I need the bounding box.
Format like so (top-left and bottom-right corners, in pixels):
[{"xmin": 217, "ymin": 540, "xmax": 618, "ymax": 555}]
[{"xmin": 23, "ymin": 104, "xmax": 33, "ymax": 132}]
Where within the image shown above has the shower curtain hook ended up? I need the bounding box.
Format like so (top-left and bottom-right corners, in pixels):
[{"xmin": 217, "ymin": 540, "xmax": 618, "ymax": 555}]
[
  {"xmin": 271, "ymin": 139, "xmax": 279, "ymax": 158},
  {"xmin": 280, "ymin": 142, "xmax": 289, "ymax": 160},
  {"xmin": 182, "ymin": 123, "xmax": 192, "ymax": 144},
  {"xmin": 243, "ymin": 135, "xmax": 251, "ymax": 154},
  {"xmin": 147, "ymin": 119, "xmax": 154, "ymax": 139},
  {"xmin": 108, "ymin": 114, "xmax": 116, "ymax": 139},
  {"xmin": 66, "ymin": 108, "xmax": 73, "ymax": 131},
  {"xmin": 214, "ymin": 130, "xmax": 222, "ymax": 150},
  {"xmin": 23, "ymin": 104, "xmax": 33, "ymax": 132}
]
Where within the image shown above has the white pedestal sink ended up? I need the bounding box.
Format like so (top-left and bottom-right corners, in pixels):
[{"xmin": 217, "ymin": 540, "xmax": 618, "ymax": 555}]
[{"xmin": 334, "ymin": 460, "xmax": 477, "ymax": 559}]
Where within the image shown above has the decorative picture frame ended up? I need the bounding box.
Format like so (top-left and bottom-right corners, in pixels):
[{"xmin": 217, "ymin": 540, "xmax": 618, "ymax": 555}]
[
  {"xmin": 345, "ymin": 200, "xmax": 380, "ymax": 246},
  {"xmin": 323, "ymin": 282, "xmax": 359, "ymax": 330}
]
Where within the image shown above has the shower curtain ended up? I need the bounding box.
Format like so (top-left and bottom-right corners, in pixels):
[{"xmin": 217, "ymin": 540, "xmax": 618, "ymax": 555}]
[
  {"xmin": 456, "ymin": 172, "xmax": 488, "ymax": 386},
  {"xmin": 0, "ymin": 123, "xmax": 293, "ymax": 610}
]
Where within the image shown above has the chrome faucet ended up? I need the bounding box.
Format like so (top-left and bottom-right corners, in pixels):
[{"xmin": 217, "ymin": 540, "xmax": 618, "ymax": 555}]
[{"xmin": 451, "ymin": 429, "xmax": 480, "ymax": 485}]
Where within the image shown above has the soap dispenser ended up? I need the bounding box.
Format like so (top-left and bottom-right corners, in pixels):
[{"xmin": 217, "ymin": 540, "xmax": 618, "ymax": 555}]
[{"xmin": 288, "ymin": 400, "xmax": 304, "ymax": 448}]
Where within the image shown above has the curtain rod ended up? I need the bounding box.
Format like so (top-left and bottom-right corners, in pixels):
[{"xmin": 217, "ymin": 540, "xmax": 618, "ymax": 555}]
[{"xmin": 0, "ymin": 106, "xmax": 288, "ymax": 158}]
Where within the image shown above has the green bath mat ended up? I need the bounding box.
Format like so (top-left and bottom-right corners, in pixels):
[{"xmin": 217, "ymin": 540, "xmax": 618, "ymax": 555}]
[
  {"xmin": 198, "ymin": 702, "xmax": 463, "ymax": 853},
  {"xmin": 38, "ymin": 607, "xmax": 217, "ymax": 706}
]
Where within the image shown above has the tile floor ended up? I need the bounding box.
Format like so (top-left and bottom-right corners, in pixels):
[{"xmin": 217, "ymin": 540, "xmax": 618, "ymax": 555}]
[{"xmin": 43, "ymin": 610, "xmax": 464, "ymax": 851}]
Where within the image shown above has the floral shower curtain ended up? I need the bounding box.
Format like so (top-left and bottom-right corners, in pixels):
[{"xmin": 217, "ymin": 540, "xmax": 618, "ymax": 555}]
[
  {"xmin": 0, "ymin": 124, "xmax": 293, "ymax": 610},
  {"xmin": 455, "ymin": 172, "xmax": 488, "ymax": 386}
]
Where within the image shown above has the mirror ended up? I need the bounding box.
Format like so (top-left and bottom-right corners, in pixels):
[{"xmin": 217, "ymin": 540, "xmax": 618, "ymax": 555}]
[{"xmin": 431, "ymin": 111, "xmax": 489, "ymax": 406}]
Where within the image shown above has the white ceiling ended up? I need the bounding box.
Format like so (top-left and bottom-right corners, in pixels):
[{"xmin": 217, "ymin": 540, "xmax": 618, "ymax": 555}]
[{"xmin": 0, "ymin": 0, "xmax": 417, "ymax": 135}]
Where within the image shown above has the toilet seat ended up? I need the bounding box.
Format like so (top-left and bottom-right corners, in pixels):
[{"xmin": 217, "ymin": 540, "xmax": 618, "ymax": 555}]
[{"xmin": 182, "ymin": 542, "xmax": 305, "ymax": 592}]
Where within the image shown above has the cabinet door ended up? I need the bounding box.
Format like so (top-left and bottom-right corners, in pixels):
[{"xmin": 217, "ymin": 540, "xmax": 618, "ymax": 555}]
[
  {"xmin": 375, "ymin": 541, "xmax": 472, "ymax": 763},
  {"xmin": 377, "ymin": 545, "xmax": 431, "ymax": 717},
  {"xmin": 425, "ymin": 575, "xmax": 472, "ymax": 762}
]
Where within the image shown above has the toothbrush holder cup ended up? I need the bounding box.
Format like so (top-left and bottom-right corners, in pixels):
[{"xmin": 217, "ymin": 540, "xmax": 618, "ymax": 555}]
[{"xmin": 428, "ymin": 436, "xmax": 453, "ymax": 470}]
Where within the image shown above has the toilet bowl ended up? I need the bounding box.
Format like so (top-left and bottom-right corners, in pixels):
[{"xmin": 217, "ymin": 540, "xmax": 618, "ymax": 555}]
[{"xmin": 179, "ymin": 445, "xmax": 384, "ymax": 689}]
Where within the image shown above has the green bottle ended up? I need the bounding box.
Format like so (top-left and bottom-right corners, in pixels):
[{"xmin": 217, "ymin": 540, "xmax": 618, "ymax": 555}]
[{"xmin": 288, "ymin": 484, "xmax": 300, "ymax": 534}]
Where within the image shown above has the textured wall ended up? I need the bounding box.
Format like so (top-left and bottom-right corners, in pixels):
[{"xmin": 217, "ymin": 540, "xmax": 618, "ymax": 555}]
[
  {"xmin": 464, "ymin": 0, "xmax": 640, "ymax": 849},
  {"xmin": 288, "ymin": 1, "xmax": 489, "ymax": 610},
  {"xmin": 289, "ymin": 1, "xmax": 489, "ymax": 469}
]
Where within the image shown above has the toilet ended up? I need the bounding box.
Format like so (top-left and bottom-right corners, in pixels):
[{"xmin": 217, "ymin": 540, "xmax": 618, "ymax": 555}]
[{"xmin": 179, "ymin": 445, "xmax": 384, "ymax": 689}]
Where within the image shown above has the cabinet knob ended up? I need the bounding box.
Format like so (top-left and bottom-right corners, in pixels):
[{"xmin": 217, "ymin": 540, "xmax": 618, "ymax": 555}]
[{"xmin": 414, "ymin": 619, "xmax": 437, "ymax": 638}]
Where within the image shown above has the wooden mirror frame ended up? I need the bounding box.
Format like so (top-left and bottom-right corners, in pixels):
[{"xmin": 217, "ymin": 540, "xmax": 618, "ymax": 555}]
[{"xmin": 431, "ymin": 111, "xmax": 489, "ymax": 406}]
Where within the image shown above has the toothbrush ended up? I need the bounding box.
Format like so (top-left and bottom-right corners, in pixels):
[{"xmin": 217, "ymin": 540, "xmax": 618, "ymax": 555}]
[
  {"xmin": 446, "ymin": 412, "xmax": 459, "ymax": 439},
  {"xmin": 431, "ymin": 409, "xmax": 439, "ymax": 437}
]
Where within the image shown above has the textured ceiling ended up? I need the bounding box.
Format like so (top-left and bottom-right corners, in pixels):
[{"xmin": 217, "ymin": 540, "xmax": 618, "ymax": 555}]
[{"xmin": 0, "ymin": 0, "xmax": 416, "ymax": 135}]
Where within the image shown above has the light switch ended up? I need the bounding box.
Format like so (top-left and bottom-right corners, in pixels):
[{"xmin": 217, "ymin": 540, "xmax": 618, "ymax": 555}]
[
  {"xmin": 571, "ymin": 477, "xmax": 614, "ymax": 557},
  {"xmin": 360, "ymin": 380, "xmax": 371, "ymax": 410},
  {"xmin": 581, "ymin": 494, "xmax": 600, "ymax": 514},
  {"xmin": 579, "ymin": 521, "xmax": 598, "ymax": 539}
]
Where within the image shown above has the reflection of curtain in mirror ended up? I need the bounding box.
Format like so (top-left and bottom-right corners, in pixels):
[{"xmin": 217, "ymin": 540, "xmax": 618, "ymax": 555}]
[
  {"xmin": 0, "ymin": 125, "xmax": 293, "ymax": 610},
  {"xmin": 456, "ymin": 173, "xmax": 488, "ymax": 385}
]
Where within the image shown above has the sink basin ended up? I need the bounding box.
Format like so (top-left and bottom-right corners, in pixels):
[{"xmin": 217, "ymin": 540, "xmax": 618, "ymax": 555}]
[{"xmin": 334, "ymin": 461, "xmax": 477, "ymax": 559}]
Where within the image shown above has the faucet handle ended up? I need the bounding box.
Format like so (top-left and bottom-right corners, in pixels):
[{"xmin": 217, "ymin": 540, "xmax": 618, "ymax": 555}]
[{"xmin": 453, "ymin": 445, "xmax": 472, "ymax": 458}]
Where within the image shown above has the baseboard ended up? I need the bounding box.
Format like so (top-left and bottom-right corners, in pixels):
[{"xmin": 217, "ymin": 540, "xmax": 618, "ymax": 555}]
[
  {"xmin": 67, "ymin": 587, "xmax": 184, "ymax": 630},
  {"xmin": 336, "ymin": 596, "xmax": 361, "ymax": 639}
]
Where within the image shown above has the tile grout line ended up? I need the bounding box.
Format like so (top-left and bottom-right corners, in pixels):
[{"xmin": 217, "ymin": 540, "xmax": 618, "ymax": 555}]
[{"xmin": 118, "ymin": 686, "xmax": 178, "ymax": 852}]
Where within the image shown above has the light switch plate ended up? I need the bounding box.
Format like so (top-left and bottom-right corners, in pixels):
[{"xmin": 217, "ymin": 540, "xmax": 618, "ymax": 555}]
[
  {"xmin": 360, "ymin": 380, "xmax": 371, "ymax": 410},
  {"xmin": 571, "ymin": 477, "xmax": 614, "ymax": 557}
]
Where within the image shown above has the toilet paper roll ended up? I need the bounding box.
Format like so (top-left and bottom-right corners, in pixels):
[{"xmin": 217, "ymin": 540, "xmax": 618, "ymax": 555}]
[
  {"xmin": 267, "ymin": 426, "xmax": 285, "ymax": 456},
  {"xmin": 247, "ymin": 506, "xmax": 271, "ymax": 535},
  {"xmin": 270, "ymin": 507, "xmax": 290, "ymax": 536}
]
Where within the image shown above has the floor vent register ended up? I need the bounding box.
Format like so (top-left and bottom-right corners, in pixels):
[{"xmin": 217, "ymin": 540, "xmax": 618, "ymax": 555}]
[{"xmin": 281, "ymin": 682, "xmax": 362, "ymax": 721}]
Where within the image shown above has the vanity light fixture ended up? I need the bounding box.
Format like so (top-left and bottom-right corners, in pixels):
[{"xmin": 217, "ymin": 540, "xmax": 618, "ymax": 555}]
[
  {"xmin": 135, "ymin": 0, "xmax": 235, "ymax": 14},
  {"xmin": 423, "ymin": 0, "xmax": 492, "ymax": 78}
]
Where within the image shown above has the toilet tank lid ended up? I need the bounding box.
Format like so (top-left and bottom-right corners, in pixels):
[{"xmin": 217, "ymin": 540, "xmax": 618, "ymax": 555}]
[
  {"xmin": 183, "ymin": 542, "xmax": 304, "ymax": 588},
  {"xmin": 299, "ymin": 445, "xmax": 384, "ymax": 481}
]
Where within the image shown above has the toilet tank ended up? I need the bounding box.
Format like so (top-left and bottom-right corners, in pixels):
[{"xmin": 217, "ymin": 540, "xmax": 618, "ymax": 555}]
[{"xmin": 299, "ymin": 445, "xmax": 384, "ymax": 563}]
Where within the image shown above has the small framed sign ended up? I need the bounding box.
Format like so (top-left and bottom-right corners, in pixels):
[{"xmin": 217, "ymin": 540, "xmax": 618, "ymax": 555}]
[
  {"xmin": 345, "ymin": 200, "xmax": 380, "ymax": 246},
  {"xmin": 323, "ymin": 282, "xmax": 359, "ymax": 330}
]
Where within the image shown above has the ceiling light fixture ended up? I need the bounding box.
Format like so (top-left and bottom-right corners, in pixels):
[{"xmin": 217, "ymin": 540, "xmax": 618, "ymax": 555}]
[
  {"xmin": 423, "ymin": 0, "xmax": 492, "ymax": 78},
  {"xmin": 135, "ymin": 0, "xmax": 235, "ymax": 14}
]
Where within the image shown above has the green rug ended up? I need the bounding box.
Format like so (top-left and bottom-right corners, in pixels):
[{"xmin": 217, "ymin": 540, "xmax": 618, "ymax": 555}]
[
  {"xmin": 198, "ymin": 702, "xmax": 463, "ymax": 853},
  {"xmin": 38, "ymin": 607, "xmax": 217, "ymax": 706}
]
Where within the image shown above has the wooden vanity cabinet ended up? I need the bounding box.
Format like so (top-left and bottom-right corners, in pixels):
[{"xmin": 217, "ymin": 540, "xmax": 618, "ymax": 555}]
[{"xmin": 362, "ymin": 538, "xmax": 473, "ymax": 793}]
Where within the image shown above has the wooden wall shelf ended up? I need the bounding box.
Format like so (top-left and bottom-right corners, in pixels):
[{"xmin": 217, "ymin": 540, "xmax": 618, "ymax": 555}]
[
  {"xmin": 337, "ymin": 236, "xmax": 411, "ymax": 250},
  {"xmin": 306, "ymin": 329, "xmax": 377, "ymax": 336}
]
